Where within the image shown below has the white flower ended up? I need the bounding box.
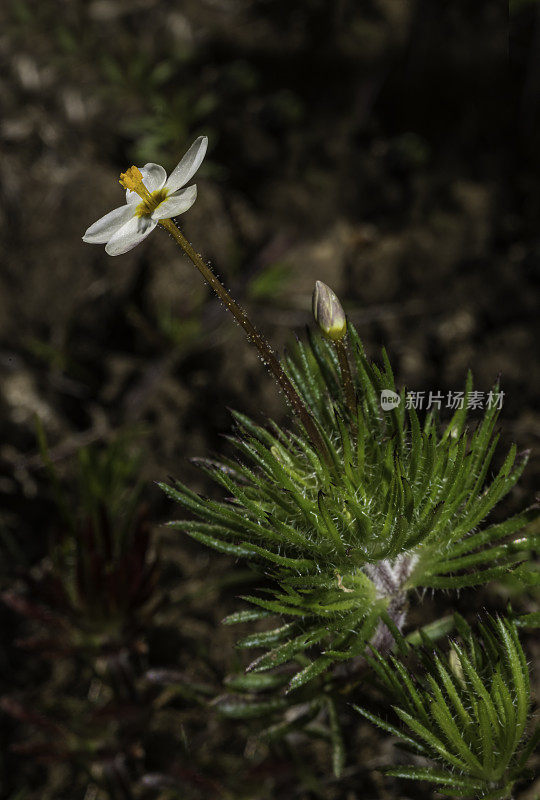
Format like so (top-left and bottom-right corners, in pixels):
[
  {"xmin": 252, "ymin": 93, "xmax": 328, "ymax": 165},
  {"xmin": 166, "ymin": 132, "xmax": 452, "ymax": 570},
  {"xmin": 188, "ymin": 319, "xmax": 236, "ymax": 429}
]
[{"xmin": 82, "ymin": 136, "xmax": 208, "ymax": 256}]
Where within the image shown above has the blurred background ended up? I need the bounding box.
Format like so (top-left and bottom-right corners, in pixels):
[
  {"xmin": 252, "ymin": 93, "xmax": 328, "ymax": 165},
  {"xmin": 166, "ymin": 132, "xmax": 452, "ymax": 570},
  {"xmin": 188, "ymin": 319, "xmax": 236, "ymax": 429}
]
[{"xmin": 0, "ymin": 1, "xmax": 538, "ymax": 798}]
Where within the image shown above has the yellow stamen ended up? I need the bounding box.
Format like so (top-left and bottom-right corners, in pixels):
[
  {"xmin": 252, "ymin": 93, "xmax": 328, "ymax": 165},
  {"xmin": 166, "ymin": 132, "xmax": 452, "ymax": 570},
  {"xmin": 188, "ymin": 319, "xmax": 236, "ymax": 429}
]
[
  {"xmin": 119, "ymin": 166, "xmax": 144, "ymax": 192},
  {"xmin": 119, "ymin": 165, "xmax": 154, "ymax": 208}
]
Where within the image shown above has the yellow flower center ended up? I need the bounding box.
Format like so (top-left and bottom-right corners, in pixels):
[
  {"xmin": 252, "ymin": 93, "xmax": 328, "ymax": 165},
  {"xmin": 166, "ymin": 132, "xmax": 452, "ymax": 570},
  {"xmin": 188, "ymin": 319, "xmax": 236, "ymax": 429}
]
[
  {"xmin": 135, "ymin": 188, "xmax": 168, "ymax": 218},
  {"xmin": 119, "ymin": 166, "xmax": 168, "ymax": 217}
]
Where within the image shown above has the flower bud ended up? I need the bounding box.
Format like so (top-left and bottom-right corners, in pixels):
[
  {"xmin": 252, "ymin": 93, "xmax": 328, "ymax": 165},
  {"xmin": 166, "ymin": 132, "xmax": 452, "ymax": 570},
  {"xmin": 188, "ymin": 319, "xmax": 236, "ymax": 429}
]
[
  {"xmin": 449, "ymin": 647, "xmax": 465, "ymax": 686},
  {"xmin": 312, "ymin": 281, "xmax": 347, "ymax": 341}
]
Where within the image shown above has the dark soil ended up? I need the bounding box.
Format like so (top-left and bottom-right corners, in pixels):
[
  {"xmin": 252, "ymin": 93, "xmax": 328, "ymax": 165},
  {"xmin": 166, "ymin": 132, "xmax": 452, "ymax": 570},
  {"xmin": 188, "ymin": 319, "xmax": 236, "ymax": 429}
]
[{"xmin": 0, "ymin": 1, "xmax": 538, "ymax": 798}]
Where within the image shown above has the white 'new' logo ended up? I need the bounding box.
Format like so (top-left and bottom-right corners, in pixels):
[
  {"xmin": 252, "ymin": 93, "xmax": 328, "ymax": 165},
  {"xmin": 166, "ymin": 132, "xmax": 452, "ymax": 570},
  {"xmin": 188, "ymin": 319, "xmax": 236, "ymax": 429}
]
[{"xmin": 380, "ymin": 390, "xmax": 401, "ymax": 411}]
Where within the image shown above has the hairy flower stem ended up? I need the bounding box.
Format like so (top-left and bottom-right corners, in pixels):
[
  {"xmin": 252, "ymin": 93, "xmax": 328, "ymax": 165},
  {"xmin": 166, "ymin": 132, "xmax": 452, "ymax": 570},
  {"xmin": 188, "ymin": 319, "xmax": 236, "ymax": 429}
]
[
  {"xmin": 159, "ymin": 218, "xmax": 331, "ymax": 464},
  {"xmin": 334, "ymin": 339, "xmax": 357, "ymax": 432}
]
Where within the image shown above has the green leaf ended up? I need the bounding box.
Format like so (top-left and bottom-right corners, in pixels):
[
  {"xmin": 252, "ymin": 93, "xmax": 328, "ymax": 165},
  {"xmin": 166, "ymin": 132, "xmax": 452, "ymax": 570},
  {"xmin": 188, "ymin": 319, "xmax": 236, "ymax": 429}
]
[
  {"xmin": 218, "ymin": 696, "xmax": 288, "ymax": 719},
  {"xmin": 182, "ymin": 528, "xmax": 254, "ymax": 558},
  {"xmin": 327, "ymin": 697, "xmax": 345, "ymax": 778},
  {"xmin": 237, "ymin": 622, "xmax": 296, "ymax": 649},
  {"xmin": 517, "ymin": 611, "xmax": 540, "ymax": 627},
  {"xmin": 222, "ymin": 609, "xmax": 271, "ymax": 625},
  {"xmin": 385, "ymin": 766, "xmax": 482, "ymax": 791},
  {"xmin": 353, "ymin": 705, "xmax": 423, "ymax": 753},
  {"xmin": 405, "ymin": 615, "xmax": 454, "ymax": 646},
  {"xmin": 225, "ymin": 672, "xmax": 288, "ymax": 692},
  {"xmin": 286, "ymin": 656, "xmax": 333, "ymax": 693},
  {"xmin": 246, "ymin": 628, "xmax": 328, "ymax": 672},
  {"xmin": 393, "ymin": 707, "xmax": 470, "ymax": 771},
  {"xmin": 421, "ymin": 564, "xmax": 518, "ymax": 589}
]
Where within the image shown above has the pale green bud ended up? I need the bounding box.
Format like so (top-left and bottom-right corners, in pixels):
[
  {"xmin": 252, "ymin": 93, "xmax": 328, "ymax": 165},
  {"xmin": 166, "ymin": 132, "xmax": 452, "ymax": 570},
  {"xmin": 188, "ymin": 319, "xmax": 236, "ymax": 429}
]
[
  {"xmin": 312, "ymin": 280, "xmax": 347, "ymax": 341},
  {"xmin": 449, "ymin": 647, "xmax": 466, "ymax": 686}
]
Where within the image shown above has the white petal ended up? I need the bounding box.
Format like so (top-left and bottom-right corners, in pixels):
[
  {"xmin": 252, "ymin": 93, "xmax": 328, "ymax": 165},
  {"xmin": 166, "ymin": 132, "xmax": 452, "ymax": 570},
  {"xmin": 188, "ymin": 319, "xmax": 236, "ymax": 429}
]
[
  {"xmin": 104, "ymin": 215, "xmax": 157, "ymax": 256},
  {"xmin": 151, "ymin": 185, "xmax": 197, "ymax": 220},
  {"xmin": 164, "ymin": 136, "xmax": 208, "ymax": 193},
  {"xmin": 125, "ymin": 163, "xmax": 167, "ymax": 204},
  {"xmin": 83, "ymin": 204, "xmax": 136, "ymax": 244}
]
